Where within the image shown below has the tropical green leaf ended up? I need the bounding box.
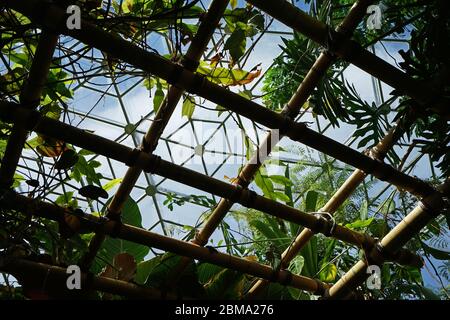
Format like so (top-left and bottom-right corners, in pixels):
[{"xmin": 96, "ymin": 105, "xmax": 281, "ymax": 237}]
[
  {"xmin": 93, "ymin": 197, "xmax": 149, "ymax": 273},
  {"xmin": 182, "ymin": 96, "xmax": 195, "ymax": 119},
  {"xmin": 224, "ymin": 27, "xmax": 246, "ymax": 62}
]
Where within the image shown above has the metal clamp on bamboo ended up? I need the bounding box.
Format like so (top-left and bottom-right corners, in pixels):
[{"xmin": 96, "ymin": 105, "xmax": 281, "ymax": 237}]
[{"xmin": 0, "ymin": 101, "xmax": 423, "ymax": 268}]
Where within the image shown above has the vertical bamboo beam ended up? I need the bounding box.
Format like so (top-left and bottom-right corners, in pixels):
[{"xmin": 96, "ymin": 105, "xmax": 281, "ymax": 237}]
[
  {"xmin": 246, "ymin": 120, "xmax": 405, "ymax": 298},
  {"xmin": 327, "ymin": 179, "xmax": 449, "ymax": 299},
  {"xmin": 0, "ymin": 31, "xmax": 58, "ymax": 187},
  {"xmin": 79, "ymin": 0, "xmax": 230, "ymax": 270},
  {"xmin": 171, "ymin": 0, "xmax": 376, "ymax": 284}
]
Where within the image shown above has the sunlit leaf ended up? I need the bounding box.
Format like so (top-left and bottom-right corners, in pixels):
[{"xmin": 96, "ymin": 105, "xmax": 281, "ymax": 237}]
[
  {"xmin": 182, "ymin": 96, "xmax": 195, "ymax": 119},
  {"xmin": 197, "ymin": 61, "xmax": 261, "ymax": 87},
  {"xmin": 319, "ymin": 263, "xmax": 337, "ymax": 283},
  {"xmin": 102, "ymin": 178, "xmax": 123, "ymax": 191}
]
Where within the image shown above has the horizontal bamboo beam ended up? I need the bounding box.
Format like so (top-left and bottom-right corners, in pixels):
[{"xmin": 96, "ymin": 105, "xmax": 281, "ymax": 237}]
[
  {"xmin": 0, "ymin": 101, "xmax": 422, "ymax": 268},
  {"xmin": 0, "ymin": 258, "xmax": 181, "ymax": 299},
  {"xmin": 4, "ymin": 0, "xmax": 436, "ymax": 199},
  {"xmin": 81, "ymin": 0, "xmax": 230, "ymax": 271},
  {"xmin": 185, "ymin": 0, "xmax": 375, "ymax": 285},
  {"xmin": 0, "ymin": 191, "xmax": 330, "ymax": 294},
  {"xmin": 246, "ymin": 0, "xmax": 450, "ymax": 120},
  {"xmin": 327, "ymin": 178, "xmax": 449, "ymax": 299},
  {"xmin": 0, "ymin": 31, "xmax": 58, "ymax": 188}
]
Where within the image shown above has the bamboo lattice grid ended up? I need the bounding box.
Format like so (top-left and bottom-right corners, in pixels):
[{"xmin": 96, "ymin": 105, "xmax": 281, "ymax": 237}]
[{"xmin": 0, "ymin": 0, "xmax": 448, "ymax": 300}]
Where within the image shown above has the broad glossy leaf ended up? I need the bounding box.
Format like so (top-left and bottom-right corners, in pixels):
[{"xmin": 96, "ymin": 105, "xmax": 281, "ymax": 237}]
[
  {"xmin": 319, "ymin": 263, "xmax": 337, "ymax": 283},
  {"xmin": 93, "ymin": 197, "xmax": 149, "ymax": 274},
  {"xmin": 204, "ymin": 269, "xmax": 244, "ymax": 299},
  {"xmin": 55, "ymin": 149, "xmax": 79, "ymax": 170},
  {"xmin": 269, "ymin": 174, "xmax": 293, "ymax": 187},
  {"xmin": 197, "ymin": 263, "xmax": 224, "ymax": 284},
  {"xmin": 224, "ymin": 27, "xmax": 246, "ymax": 62},
  {"xmin": 136, "ymin": 253, "xmax": 205, "ymax": 298}
]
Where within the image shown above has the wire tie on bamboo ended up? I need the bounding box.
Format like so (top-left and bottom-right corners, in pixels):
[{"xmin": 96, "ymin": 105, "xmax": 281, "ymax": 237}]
[
  {"xmin": 313, "ymin": 212, "xmax": 336, "ymax": 236},
  {"xmin": 239, "ymin": 189, "xmax": 258, "ymax": 208},
  {"xmin": 362, "ymin": 150, "xmax": 389, "ymax": 180},
  {"xmin": 180, "ymin": 56, "xmax": 200, "ymax": 72},
  {"xmin": 418, "ymin": 191, "xmax": 448, "ymax": 218},
  {"xmin": 279, "ymin": 113, "xmax": 295, "ymax": 136},
  {"xmin": 265, "ymin": 268, "xmax": 291, "ymax": 287},
  {"xmin": 193, "ymin": 231, "xmax": 207, "ymax": 246},
  {"xmin": 105, "ymin": 206, "xmax": 123, "ymax": 223},
  {"xmin": 279, "ymin": 270, "xmax": 293, "ymax": 286},
  {"xmin": 187, "ymin": 73, "xmax": 207, "ymax": 95},
  {"xmin": 323, "ymin": 27, "xmax": 345, "ymax": 58},
  {"xmin": 167, "ymin": 63, "xmax": 186, "ymax": 88},
  {"xmin": 313, "ymin": 279, "xmax": 329, "ymax": 296},
  {"xmin": 367, "ymin": 241, "xmax": 394, "ymax": 265},
  {"xmin": 125, "ymin": 148, "xmax": 142, "ymax": 168},
  {"xmin": 108, "ymin": 220, "xmax": 123, "ymax": 239},
  {"xmin": 318, "ymin": 288, "xmax": 331, "ymax": 300}
]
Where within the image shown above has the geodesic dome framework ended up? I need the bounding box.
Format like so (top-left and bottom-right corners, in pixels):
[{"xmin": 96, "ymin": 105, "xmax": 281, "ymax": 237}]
[{"xmin": 0, "ymin": 0, "xmax": 448, "ymax": 300}]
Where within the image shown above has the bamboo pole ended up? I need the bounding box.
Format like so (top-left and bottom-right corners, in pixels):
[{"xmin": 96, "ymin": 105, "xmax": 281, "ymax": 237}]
[
  {"xmin": 80, "ymin": 0, "xmax": 230, "ymax": 271},
  {"xmin": 246, "ymin": 119, "xmax": 409, "ymax": 298},
  {"xmin": 4, "ymin": 0, "xmax": 436, "ymax": 199},
  {"xmin": 0, "ymin": 191, "xmax": 330, "ymax": 294},
  {"xmin": 0, "ymin": 258, "xmax": 182, "ymax": 299},
  {"xmin": 327, "ymin": 178, "xmax": 449, "ymax": 299},
  {"xmin": 0, "ymin": 101, "xmax": 422, "ymax": 268},
  {"xmin": 174, "ymin": 0, "xmax": 376, "ymax": 280},
  {"xmin": 246, "ymin": 0, "xmax": 450, "ymax": 120},
  {"xmin": 0, "ymin": 30, "xmax": 58, "ymax": 187}
]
